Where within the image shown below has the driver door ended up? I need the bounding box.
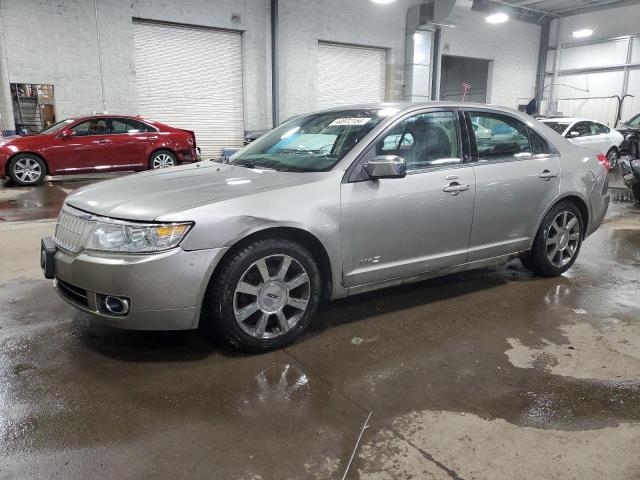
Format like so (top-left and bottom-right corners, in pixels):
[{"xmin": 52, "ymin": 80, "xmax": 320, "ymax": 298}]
[
  {"xmin": 340, "ymin": 110, "xmax": 476, "ymax": 288},
  {"xmin": 47, "ymin": 118, "xmax": 112, "ymax": 172}
]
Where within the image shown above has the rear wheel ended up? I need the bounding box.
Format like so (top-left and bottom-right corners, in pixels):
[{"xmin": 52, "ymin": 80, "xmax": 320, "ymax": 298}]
[
  {"xmin": 8, "ymin": 154, "xmax": 46, "ymax": 186},
  {"xmin": 149, "ymin": 150, "xmax": 176, "ymax": 169},
  {"xmin": 203, "ymin": 238, "xmax": 322, "ymax": 352},
  {"xmin": 521, "ymin": 201, "xmax": 583, "ymax": 277},
  {"xmin": 606, "ymin": 147, "xmax": 619, "ymax": 170}
]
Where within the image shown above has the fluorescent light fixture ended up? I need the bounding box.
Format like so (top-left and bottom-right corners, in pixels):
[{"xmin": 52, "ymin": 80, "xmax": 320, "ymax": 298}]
[
  {"xmin": 371, "ymin": 0, "xmax": 395, "ymax": 3},
  {"xmin": 486, "ymin": 12, "xmax": 509, "ymax": 24},
  {"xmin": 572, "ymin": 28, "xmax": 593, "ymax": 38}
]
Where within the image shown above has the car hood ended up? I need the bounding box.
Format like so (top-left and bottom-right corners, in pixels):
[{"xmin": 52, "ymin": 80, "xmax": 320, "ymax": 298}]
[{"xmin": 65, "ymin": 162, "xmax": 312, "ymax": 221}]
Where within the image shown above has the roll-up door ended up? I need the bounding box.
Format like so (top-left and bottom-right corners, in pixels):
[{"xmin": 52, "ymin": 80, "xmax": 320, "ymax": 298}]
[
  {"xmin": 317, "ymin": 42, "xmax": 387, "ymax": 109},
  {"xmin": 133, "ymin": 20, "xmax": 244, "ymax": 158}
]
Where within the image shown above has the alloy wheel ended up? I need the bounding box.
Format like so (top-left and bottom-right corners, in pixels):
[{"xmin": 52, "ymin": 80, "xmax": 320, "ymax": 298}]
[
  {"xmin": 152, "ymin": 153, "xmax": 175, "ymax": 169},
  {"xmin": 13, "ymin": 158, "xmax": 42, "ymax": 183},
  {"xmin": 545, "ymin": 211, "xmax": 580, "ymax": 268},
  {"xmin": 233, "ymin": 254, "xmax": 311, "ymax": 339}
]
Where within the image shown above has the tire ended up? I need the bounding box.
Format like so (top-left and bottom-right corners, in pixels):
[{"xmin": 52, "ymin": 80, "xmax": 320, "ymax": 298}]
[
  {"xmin": 149, "ymin": 150, "xmax": 177, "ymax": 169},
  {"xmin": 521, "ymin": 201, "xmax": 583, "ymax": 277},
  {"xmin": 606, "ymin": 147, "xmax": 619, "ymax": 170},
  {"xmin": 203, "ymin": 238, "xmax": 322, "ymax": 352},
  {"xmin": 632, "ymin": 183, "xmax": 640, "ymax": 204},
  {"xmin": 8, "ymin": 154, "xmax": 46, "ymax": 186}
]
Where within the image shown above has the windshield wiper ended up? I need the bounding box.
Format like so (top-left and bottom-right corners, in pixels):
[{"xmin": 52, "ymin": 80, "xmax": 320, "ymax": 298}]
[{"xmin": 232, "ymin": 159, "xmax": 279, "ymax": 171}]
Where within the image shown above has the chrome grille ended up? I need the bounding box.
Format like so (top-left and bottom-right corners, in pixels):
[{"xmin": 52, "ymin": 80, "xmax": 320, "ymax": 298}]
[{"xmin": 53, "ymin": 206, "xmax": 94, "ymax": 253}]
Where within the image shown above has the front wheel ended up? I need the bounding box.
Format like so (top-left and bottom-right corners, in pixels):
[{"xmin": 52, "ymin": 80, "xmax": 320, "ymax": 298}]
[
  {"xmin": 521, "ymin": 201, "xmax": 583, "ymax": 277},
  {"xmin": 149, "ymin": 150, "xmax": 176, "ymax": 169},
  {"xmin": 8, "ymin": 154, "xmax": 46, "ymax": 186},
  {"xmin": 606, "ymin": 147, "xmax": 619, "ymax": 170},
  {"xmin": 204, "ymin": 238, "xmax": 322, "ymax": 352}
]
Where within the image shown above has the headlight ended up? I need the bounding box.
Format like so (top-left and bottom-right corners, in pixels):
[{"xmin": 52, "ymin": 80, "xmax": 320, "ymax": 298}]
[{"xmin": 86, "ymin": 220, "xmax": 192, "ymax": 253}]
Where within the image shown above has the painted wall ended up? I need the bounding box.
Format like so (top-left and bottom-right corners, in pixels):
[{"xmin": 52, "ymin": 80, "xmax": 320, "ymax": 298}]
[
  {"xmin": 440, "ymin": 1, "xmax": 541, "ymax": 108},
  {"xmin": 0, "ymin": 0, "xmax": 545, "ymax": 133}
]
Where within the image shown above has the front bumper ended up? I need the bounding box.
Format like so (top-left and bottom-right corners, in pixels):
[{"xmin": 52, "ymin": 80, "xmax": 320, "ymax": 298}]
[{"xmin": 48, "ymin": 241, "xmax": 224, "ymax": 330}]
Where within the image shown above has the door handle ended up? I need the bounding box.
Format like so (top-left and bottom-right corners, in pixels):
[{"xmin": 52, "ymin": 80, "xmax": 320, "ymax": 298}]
[
  {"xmin": 93, "ymin": 138, "xmax": 111, "ymax": 144},
  {"xmin": 443, "ymin": 182, "xmax": 470, "ymax": 195},
  {"xmin": 538, "ymin": 169, "xmax": 558, "ymax": 180},
  {"xmin": 148, "ymin": 135, "xmax": 158, "ymax": 140}
]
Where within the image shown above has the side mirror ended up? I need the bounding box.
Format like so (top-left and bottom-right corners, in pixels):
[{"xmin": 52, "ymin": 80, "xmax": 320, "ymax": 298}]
[
  {"xmin": 363, "ymin": 155, "xmax": 407, "ymax": 180},
  {"xmin": 568, "ymin": 131, "xmax": 580, "ymax": 138},
  {"xmin": 59, "ymin": 129, "xmax": 75, "ymax": 138}
]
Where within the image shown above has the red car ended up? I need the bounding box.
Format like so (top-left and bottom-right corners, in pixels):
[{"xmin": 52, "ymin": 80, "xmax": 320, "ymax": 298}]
[{"xmin": 0, "ymin": 115, "xmax": 198, "ymax": 185}]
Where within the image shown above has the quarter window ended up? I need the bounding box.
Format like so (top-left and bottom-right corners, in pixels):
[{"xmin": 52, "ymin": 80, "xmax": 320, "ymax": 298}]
[
  {"xmin": 375, "ymin": 111, "xmax": 461, "ymax": 171},
  {"xmin": 470, "ymin": 112, "xmax": 530, "ymax": 160}
]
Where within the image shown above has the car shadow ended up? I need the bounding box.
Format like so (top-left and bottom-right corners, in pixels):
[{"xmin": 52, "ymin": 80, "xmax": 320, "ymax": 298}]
[{"xmin": 78, "ymin": 261, "xmax": 532, "ymax": 362}]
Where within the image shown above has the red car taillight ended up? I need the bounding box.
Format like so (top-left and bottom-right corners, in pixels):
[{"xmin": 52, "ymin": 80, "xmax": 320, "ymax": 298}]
[{"xmin": 596, "ymin": 153, "xmax": 610, "ymax": 172}]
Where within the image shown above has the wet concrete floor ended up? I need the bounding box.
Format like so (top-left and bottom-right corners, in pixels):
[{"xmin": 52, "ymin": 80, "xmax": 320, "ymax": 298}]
[{"xmin": 0, "ymin": 176, "xmax": 639, "ymax": 479}]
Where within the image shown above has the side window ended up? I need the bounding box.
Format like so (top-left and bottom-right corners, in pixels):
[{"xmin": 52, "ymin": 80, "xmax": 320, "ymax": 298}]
[
  {"xmin": 110, "ymin": 118, "xmax": 154, "ymax": 134},
  {"xmin": 595, "ymin": 122, "xmax": 610, "ymax": 134},
  {"xmin": 529, "ymin": 128, "xmax": 553, "ymax": 155},
  {"xmin": 470, "ymin": 112, "xmax": 530, "ymax": 160},
  {"xmin": 571, "ymin": 122, "xmax": 591, "ymax": 137},
  {"xmin": 71, "ymin": 119, "xmax": 108, "ymax": 136},
  {"xmin": 375, "ymin": 111, "xmax": 461, "ymax": 171}
]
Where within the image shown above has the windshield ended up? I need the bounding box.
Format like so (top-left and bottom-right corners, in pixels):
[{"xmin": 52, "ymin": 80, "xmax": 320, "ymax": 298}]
[
  {"xmin": 230, "ymin": 109, "xmax": 389, "ymax": 172},
  {"xmin": 543, "ymin": 121, "xmax": 570, "ymax": 135},
  {"xmin": 626, "ymin": 115, "xmax": 640, "ymax": 127},
  {"xmin": 38, "ymin": 119, "xmax": 74, "ymax": 135}
]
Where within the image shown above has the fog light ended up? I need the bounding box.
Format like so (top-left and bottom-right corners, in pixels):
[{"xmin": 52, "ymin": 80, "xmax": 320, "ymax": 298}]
[{"xmin": 104, "ymin": 296, "xmax": 130, "ymax": 315}]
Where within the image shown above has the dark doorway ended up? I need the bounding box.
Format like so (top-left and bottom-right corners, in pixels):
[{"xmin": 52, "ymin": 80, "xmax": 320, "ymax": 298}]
[{"xmin": 439, "ymin": 55, "xmax": 490, "ymax": 103}]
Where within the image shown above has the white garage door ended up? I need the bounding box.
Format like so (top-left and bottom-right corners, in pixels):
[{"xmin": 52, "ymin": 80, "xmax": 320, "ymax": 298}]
[
  {"xmin": 133, "ymin": 21, "xmax": 244, "ymax": 158},
  {"xmin": 317, "ymin": 42, "xmax": 387, "ymax": 109}
]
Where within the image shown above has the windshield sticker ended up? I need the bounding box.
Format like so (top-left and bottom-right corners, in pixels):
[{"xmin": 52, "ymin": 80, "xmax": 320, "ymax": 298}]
[{"xmin": 329, "ymin": 117, "xmax": 372, "ymax": 127}]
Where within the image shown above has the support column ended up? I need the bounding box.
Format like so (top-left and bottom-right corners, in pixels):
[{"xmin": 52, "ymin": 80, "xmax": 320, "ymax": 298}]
[{"xmin": 0, "ymin": 15, "xmax": 14, "ymax": 135}]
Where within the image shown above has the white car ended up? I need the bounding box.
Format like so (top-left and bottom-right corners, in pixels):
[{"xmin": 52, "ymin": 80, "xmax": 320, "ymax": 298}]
[{"xmin": 541, "ymin": 117, "xmax": 624, "ymax": 168}]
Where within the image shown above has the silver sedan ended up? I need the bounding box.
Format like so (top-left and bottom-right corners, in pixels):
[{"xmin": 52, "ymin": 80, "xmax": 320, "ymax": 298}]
[{"xmin": 42, "ymin": 103, "xmax": 610, "ymax": 351}]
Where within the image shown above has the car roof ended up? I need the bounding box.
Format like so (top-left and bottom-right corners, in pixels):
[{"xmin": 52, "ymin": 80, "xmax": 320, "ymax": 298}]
[
  {"xmin": 540, "ymin": 117, "xmax": 602, "ymax": 124},
  {"xmin": 69, "ymin": 114, "xmax": 156, "ymax": 122},
  {"xmin": 318, "ymin": 101, "xmax": 524, "ymax": 115}
]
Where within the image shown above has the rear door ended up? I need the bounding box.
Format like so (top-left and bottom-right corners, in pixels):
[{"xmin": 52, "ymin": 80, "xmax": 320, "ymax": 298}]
[
  {"xmin": 108, "ymin": 118, "xmax": 154, "ymax": 169},
  {"xmin": 47, "ymin": 118, "xmax": 112, "ymax": 172},
  {"xmin": 340, "ymin": 109, "xmax": 476, "ymax": 287},
  {"xmin": 466, "ymin": 110, "xmax": 561, "ymax": 261},
  {"xmin": 589, "ymin": 122, "xmax": 614, "ymax": 153}
]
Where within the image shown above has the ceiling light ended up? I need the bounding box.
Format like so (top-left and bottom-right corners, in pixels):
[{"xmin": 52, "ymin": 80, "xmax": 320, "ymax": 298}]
[
  {"xmin": 371, "ymin": 0, "xmax": 396, "ymax": 3},
  {"xmin": 572, "ymin": 28, "xmax": 593, "ymax": 38},
  {"xmin": 486, "ymin": 13, "xmax": 509, "ymax": 24}
]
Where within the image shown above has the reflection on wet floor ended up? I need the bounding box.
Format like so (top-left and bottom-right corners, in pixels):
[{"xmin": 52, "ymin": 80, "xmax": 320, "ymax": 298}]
[{"xmin": 0, "ymin": 175, "xmax": 114, "ymax": 222}]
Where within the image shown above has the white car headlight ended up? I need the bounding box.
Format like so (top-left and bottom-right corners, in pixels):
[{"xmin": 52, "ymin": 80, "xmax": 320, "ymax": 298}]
[{"xmin": 86, "ymin": 220, "xmax": 192, "ymax": 253}]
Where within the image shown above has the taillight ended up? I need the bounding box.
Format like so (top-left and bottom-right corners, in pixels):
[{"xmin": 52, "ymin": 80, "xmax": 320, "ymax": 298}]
[
  {"xmin": 596, "ymin": 153, "xmax": 609, "ymax": 171},
  {"xmin": 187, "ymin": 136, "xmax": 193, "ymax": 145}
]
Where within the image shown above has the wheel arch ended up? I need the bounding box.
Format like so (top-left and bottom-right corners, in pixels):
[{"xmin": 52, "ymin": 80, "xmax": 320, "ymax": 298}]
[
  {"xmin": 148, "ymin": 147, "xmax": 178, "ymax": 166},
  {"xmin": 8, "ymin": 151, "xmax": 49, "ymax": 175},
  {"xmin": 205, "ymin": 226, "xmax": 334, "ymax": 305},
  {"xmin": 534, "ymin": 194, "xmax": 590, "ymax": 244}
]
